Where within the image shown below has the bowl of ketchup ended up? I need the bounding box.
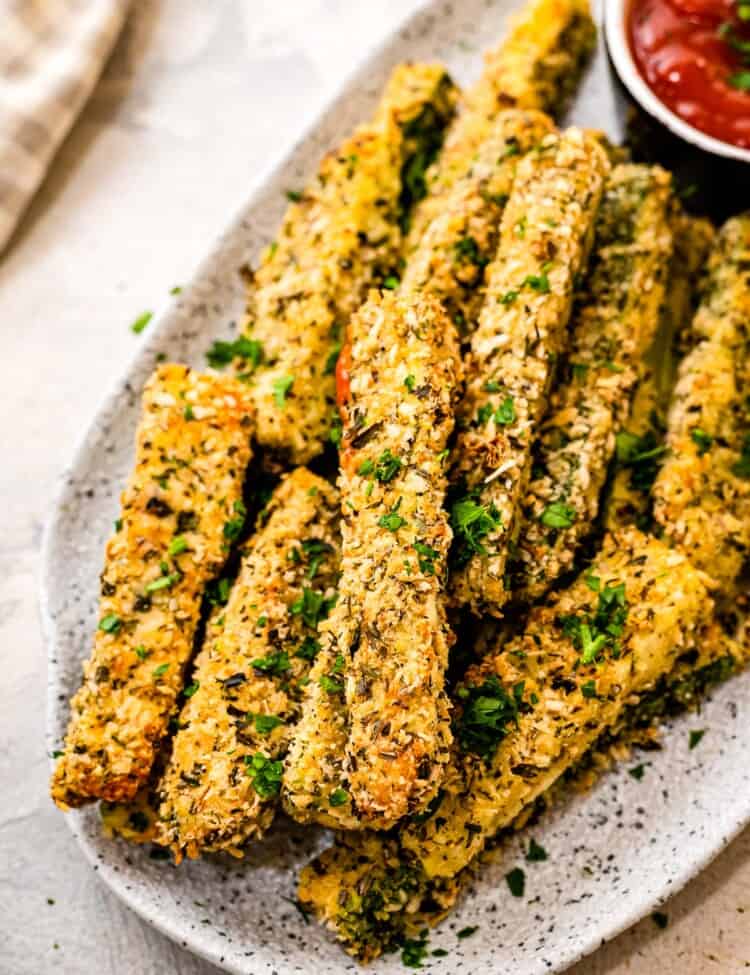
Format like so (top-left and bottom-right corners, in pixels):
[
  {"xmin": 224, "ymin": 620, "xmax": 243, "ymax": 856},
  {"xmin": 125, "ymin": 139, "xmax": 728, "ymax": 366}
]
[{"xmin": 605, "ymin": 0, "xmax": 750, "ymax": 161}]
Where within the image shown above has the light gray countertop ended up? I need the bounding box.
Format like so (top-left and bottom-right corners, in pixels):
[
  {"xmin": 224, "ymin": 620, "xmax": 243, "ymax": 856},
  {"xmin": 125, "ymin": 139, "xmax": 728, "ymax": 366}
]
[{"xmin": 1, "ymin": 2, "xmax": 749, "ymax": 972}]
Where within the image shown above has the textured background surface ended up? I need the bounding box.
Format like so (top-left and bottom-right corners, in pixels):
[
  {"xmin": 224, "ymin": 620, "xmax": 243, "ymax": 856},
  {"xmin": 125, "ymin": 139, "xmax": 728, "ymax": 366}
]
[{"xmin": 1, "ymin": 1, "xmax": 749, "ymax": 972}]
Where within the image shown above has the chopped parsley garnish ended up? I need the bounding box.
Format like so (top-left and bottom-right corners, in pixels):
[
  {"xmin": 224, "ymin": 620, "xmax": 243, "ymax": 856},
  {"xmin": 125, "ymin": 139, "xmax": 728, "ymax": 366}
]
[
  {"xmin": 223, "ymin": 499, "xmax": 247, "ymax": 543},
  {"xmin": 253, "ymin": 714, "xmax": 284, "ymax": 735},
  {"xmin": 183, "ymin": 404, "xmax": 194, "ymax": 420},
  {"xmin": 383, "ymin": 275, "xmax": 400, "ymax": 290},
  {"xmin": 629, "ymin": 763, "xmax": 646, "ymax": 780},
  {"xmin": 457, "ymin": 925, "xmax": 478, "ymax": 939},
  {"xmin": 400, "ymin": 931, "xmax": 430, "ymax": 968},
  {"xmin": 329, "ymin": 788, "xmax": 349, "ymax": 807},
  {"xmin": 324, "ymin": 341, "xmax": 342, "ymax": 375},
  {"xmin": 168, "ymin": 535, "xmax": 188, "ymax": 556},
  {"xmin": 499, "ymin": 288, "xmax": 519, "ymax": 305},
  {"xmin": 476, "ymin": 403, "xmax": 493, "ymax": 425},
  {"xmin": 130, "ymin": 310, "xmax": 153, "ymax": 334},
  {"xmin": 245, "ymin": 753, "xmax": 283, "ymax": 798},
  {"xmin": 732, "ymin": 434, "xmax": 750, "ymax": 478},
  {"xmin": 559, "ymin": 577, "xmax": 627, "ymax": 664},
  {"xmin": 652, "ymin": 911, "xmax": 669, "ymax": 930},
  {"xmin": 285, "ymin": 189, "xmax": 303, "ymax": 202},
  {"xmin": 450, "ymin": 495, "xmax": 502, "ymax": 568},
  {"xmin": 455, "ymin": 675, "xmax": 525, "ymax": 759},
  {"xmin": 505, "ymin": 867, "xmax": 525, "ymax": 898},
  {"xmin": 301, "ymin": 538, "xmax": 333, "ymax": 579},
  {"xmin": 272, "ymin": 374, "xmax": 295, "ymax": 408},
  {"xmin": 689, "ymin": 728, "xmax": 706, "ymax": 749},
  {"xmin": 358, "ymin": 459, "xmax": 374, "ymax": 476},
  {"xmin": 526, "ymin": 838, "xmax": 548, "ymax": 862},
  {"xmin": 290, "ymin": 586, "xmax": 337, "ymax": 628},
  {"xmin": 494, "ymin": 396, "xmax": 516, "ymax": 425},
  {"xmin": 691, "ymin": 427, "xmax": 713, "ymax": 455},
  {"xmin": 521, "ymin": 266, "xmax": 551, "ymax": 293},
  {"xmin": 540, "ymin": 501, "xmax": 576, "ymax": 529},
  {"xmin": 319, "ymin": 655, "xmax": 345, "ymax": 694},
  {"xmin": 152, "ymin": 663, "xmax": 170, "ymax": 679},
  {"xmin": 374, "ymin": 449, "xmax": 402, "ymax": 482},
  {"xmin": 183, "ymin": 681, "xmax": 200, "ymax": 698},
  {"xmin": 135, "ymin": 645, "xmax": 149, "ymax": 660},
  {"xmin": 379, "ymin": 507, "xmax": 408, "ymax": 532},
  {"xmin": 404, "ymin": 374, "xmax": 416, "ymax": 392},
  {"xmin": 206, "ymin": 336, "xmax": 263, "ymax": 369},
  {"xmin": 414, "ymin": 540, "xmax": 440, "ymax": 575},
  {"xmin": 580, "ymin": 679, "xmax": 597, "ymax": 698},
  {"xmin": 296, "ymin": 636, "xmax": 321, "ymax": 661},
  {"xmin": 730, "ymin": 70, "xmax": 750, "ymax": 90},
  {"xmin": 206, "ymin": 576, "xmax": 232, "ymax": 606},
  {"xmin": 251, "ymin": 650, "xmax": 290, "ymax": 677},
  {"xmin": 453, "ymin": 235, "xmax": 487, "ymax": 266},
  {"xmin": 483, "ymin": 380, "xmax": 501, "ymax": 392},
  {"xmin": 615, "ymin": 428, "xmax": 667, "ymax": 493},
  {"xmin": 98, "ymin": 613, "xmax": 121, "ymax": 634}
]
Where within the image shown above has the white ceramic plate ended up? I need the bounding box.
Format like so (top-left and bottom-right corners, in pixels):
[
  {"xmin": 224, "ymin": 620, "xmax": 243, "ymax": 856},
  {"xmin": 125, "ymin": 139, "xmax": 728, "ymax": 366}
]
[{"xmin": 42, "ymin": 1, "xmax": 750, "ymax": 973}]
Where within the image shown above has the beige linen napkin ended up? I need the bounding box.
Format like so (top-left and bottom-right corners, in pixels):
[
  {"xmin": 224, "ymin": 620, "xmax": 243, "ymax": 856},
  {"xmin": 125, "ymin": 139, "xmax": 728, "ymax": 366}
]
[{"xmin": 0, "ymin": 0, "xmax": 130, "ymax": 253}]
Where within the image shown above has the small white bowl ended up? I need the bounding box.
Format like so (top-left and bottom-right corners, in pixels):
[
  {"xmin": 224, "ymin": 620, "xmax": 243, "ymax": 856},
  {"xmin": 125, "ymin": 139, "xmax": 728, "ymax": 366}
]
[{"xmin": 604, "ymin": 0, "xmax": 750, "ymax": 163}]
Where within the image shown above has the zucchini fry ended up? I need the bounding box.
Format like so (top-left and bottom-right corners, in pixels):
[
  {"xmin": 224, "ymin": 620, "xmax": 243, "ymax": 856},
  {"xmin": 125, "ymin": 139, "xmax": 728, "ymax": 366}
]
[
  {"xmin": 449, "ymin": 128, "xmax": 610, "ymax": 616},
  {"xmin": 283, "ymin": 291, "xmax": 462, "ymax": 827},
  {"xmin": 401, "ymin": 108, "xmax": 554, "ymax": 337},
  {"xmin": 653, "ymin": 214, "xmax": 750, "ymax": 591},
  {"xmin": 300, "ymin": 529, "xmax": 713, "ymax": 959},
  {"xmin": 605, "ymin": 212, "xmax": 715, "ymax": 531},
  {"xmin": 412, "ymin": 0, "xmax": 595, "ymax": 243},
  {"xmin": 241, "ymin": 64, "xmax": 457, "ymax": 465},
  {"xmin": 51, "ymin": 366, "xmax": 255, "ymax": 809},
  {"xmin": 512, "ymin": 165, "xmax": 673, "ymax": 600},
  {"xmin": 157, "ymin": 468, "xmax": 340, "ymax": 861}
]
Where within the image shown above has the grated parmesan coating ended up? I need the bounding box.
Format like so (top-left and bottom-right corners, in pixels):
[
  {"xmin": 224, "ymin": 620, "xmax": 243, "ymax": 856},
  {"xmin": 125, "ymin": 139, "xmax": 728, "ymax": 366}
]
[
  {"xmin": 282, "ymin": 291, "xmax": 462, "ymax": 828},
  {"xmin": 653, "ymin": 214, "xmax": 750, "ymax": 591},
  {"xmin": 51, "ymin": 365, "xmax": 255, "ymax": 809},
  {"xmin": 401, "ymin": 108, "xmax": 554, "ymax": 337},
  {"xmin": 298, "ymin": 529, "xmax": 713, "ymax": 959},
  {"xmin": 449, "ymin": 128, "xmax": 610, "ymax": 616},
  {"xmin": 512, "ymin": 164, "xmax": 673, "ymax": 600},
  {"xmin": 411, "ymin": 0, "xmax": 595, "ymax": 244},
  {"xmin": 156, "ymin": 468, "xmax": 340, "ymax": 861},
  {"xmin": 605, "ymin": 211, "xmax": 715, "ymax": 531},
  {"xmin": 238, "ymin": 64, "xmax": 457, "ymax": 465}
]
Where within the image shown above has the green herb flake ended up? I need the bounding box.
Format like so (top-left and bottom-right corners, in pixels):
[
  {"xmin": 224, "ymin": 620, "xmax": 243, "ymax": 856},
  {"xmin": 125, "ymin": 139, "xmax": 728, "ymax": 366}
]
[
  {"xmin": 145, "ymin": 571, "xmax": 180, "ymax": 593},
  {"xmin": 450, "ymin": 495, "xmax": 501, "ymax": 567},
  {"xmin": 506, "ymin": 867, "xmax": 526, "ymax": 898},
  {"xmin": 540, "ymin": 501, "xmax": 576, "ymax": 529},
  {"xmin": 130, "ymin": 311, "xmax": 153, "ymax": 334},
  {"xmin": 135, "ymin": 645, "xmax": 149, "ymax": 660},
  {"xmin": 414, "ymin": 540, "xmax": 440, "ymax": 575},
  {"xmin": 168, "ymin": 535, "xmax": 189, "ymax": 556},
  {"xmin": 290, "ymin": 586, "xmax": 337, "ymax": 628},
  {"xmin": 206, "ymin": 336, "xmax": 263, "ymax": 370},
  {"xmin": 400, "ymin": 931, "xmax": 429, "ymax": 968},
  {"xmin": 457, "ymin": 925, "xmax": 478, "ymax": 939},
  {"xmin": 521, "ymin": 269, "xmax": 551, "ymax": 293},
  {"xmin": 730, "ymin": 70, "xmax": 750, "ymax": 90},
  {"xmin": 526, "ymin": 838, "xmax": 548, "ymax": 862},
  {"xmin": 223, "ymin": 499, "xmax": 247, "ymax": 543},
  {"xmin": 358, "ymin": 459, "xmax": 374, "ymax": 476},
  {"xmin": 456, "ymin": 676, "xmax": 525, "ymax": 759},
  {"xmin": 254, "ymin": 713, "xmax": 284, "ymax": 735},
  {"xmin": 379, "ymin": 510, "xmax": 408, "ymax": 532},
  {"xmin": 580, "ymin": 679, "xmax": 597, "ymax": 699},
  {"xmin": 244, "ymin": 753, "xmax": 283, "ymax": 798},
  {"xmin": 152, "ymin": 663, "xmax": 170, "ymax": 678},
  {"xmin": 285, "ymin": 189, "xmax": 303, "ymax": 202},
  {"xmin": 691, "ymin": 427, "xmax": 713, "ymax": 455},
  {"xmin": 273, "ymin": 374, "xmax": 295, "ymax": 408},
  {"xmin": 184, "ymin": 681, "xmax": 200, "ymax": 698},
  {"xmin": 499, "ymin": 289, "xmax": 519, "ymax": 305},
  {"xmin": 295, "ymin": 635, "xmax": 320, "ymax": 661},
  {"xmin": 732, "ymin": 434, "xmax": 750, "ymax": 478},
  {"xmin": 404, "ymin": 374, "xmax": 416, "ymax": 391},
  {"xmin": 689, "ymin": 728, "xmax": 706, "ymax": 749},
  {"xmin": 251, "ymin": 650, "xmax": 290, "ymax": 677},
  {"xmin": 329, "ymin": 788, "xmax": 349, "ymax": 807},
  {"xmin": 374, "ymin": 449, "xmax": 402, "ymax": 483},
  {"xmin": 629, "ymin": 763, "xmax": 646, "ymax": 780},
  {"xmin": 98, "ymin": 613, "xmax": 121, "ymax": 634},
  {"xmin": 383, "ymin": 275, "xmax": 400, "ymax": 290},
  {"xmin": 494, "ymin": 396, "xmax": 516, "ymax": 425}
]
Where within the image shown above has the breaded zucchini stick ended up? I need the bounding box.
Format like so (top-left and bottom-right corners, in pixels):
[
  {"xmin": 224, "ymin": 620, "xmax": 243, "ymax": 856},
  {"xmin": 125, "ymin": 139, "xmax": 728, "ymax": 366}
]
[
  {"xmin": 299, "ymin": 529, "xmax": 713, "ymax": 959},
  {"xmin": 283, "ymin": 292, "xmax": 461, "ymax": 827},
  {"xmin": 653, "ymin": 214, "xmax": 750, "ymax": 591},
  {"xmin": 412, "ymin": 0, "xmax": 595, "ymax": 243},
  {"xmin": 51, "ymin": 365, "xmax": 255, "ymax": 809},
  {"xmin": 156, "ymin": 468, "xmax": 340, "ymax": 861},
  {"xmin": 400, "ymin": 108, "xmax": 554, "ymax": 337},
  {"xmin": 449, "ymin": 129, "xmax": 610, "ymax": 616},
  {"xmin": 240, "ymin": 64, "xmax": 457, "ymax": 465},
  {"xmin": 511, "ymin": 165, "xmax": 673, "ymax": 600},
  {"xmin": 605, "ymin": 213, "xmax": 714, "ymax": 530}
]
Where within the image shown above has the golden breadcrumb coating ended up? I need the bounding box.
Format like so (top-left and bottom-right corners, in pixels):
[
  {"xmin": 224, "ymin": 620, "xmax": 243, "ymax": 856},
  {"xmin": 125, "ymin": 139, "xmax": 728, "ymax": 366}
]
[
  {"xmin": 449, "ymin": 128, "xmax": 610, "ymax": 616},
  {"xmin": 156, "ymin": 468, "xmax": 340, "ymax": 860},
  {"xmin": 51, "ymin": 365, "xmax": 254, "ymax": 809}
]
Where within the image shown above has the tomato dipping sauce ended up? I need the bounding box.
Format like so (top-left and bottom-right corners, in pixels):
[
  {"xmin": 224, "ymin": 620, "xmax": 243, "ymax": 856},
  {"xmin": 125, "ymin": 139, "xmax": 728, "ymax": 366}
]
[{"xmin": 628, "ymin": 0, "xmax": 750, "ymax": 149}]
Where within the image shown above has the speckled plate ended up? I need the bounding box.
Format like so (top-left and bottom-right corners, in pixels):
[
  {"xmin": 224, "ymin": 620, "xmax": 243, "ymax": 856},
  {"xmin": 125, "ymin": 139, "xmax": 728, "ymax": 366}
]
[{"xmin": 42, "ymin": 1, "xmax": 750, "ymax": 973}]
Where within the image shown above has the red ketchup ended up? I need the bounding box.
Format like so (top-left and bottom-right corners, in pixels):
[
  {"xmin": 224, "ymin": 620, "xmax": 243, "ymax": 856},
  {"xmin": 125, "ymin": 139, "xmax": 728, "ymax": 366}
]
[{"xmin": 628, "ymin": 0, "xmax": 750, "ymax": 149}]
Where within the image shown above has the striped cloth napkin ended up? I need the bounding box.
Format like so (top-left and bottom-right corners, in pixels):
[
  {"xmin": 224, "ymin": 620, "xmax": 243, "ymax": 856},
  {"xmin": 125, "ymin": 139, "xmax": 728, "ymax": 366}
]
[{"xmin": 0, "ymin": 0, "xmax": 130, "ymax": 254}]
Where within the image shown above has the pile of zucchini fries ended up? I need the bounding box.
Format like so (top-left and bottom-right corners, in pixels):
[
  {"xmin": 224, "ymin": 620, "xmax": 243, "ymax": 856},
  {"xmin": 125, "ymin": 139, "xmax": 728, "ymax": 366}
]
[{"xmin": 51, "ymin": 0, "xmax": 750, "ymax": 961}]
